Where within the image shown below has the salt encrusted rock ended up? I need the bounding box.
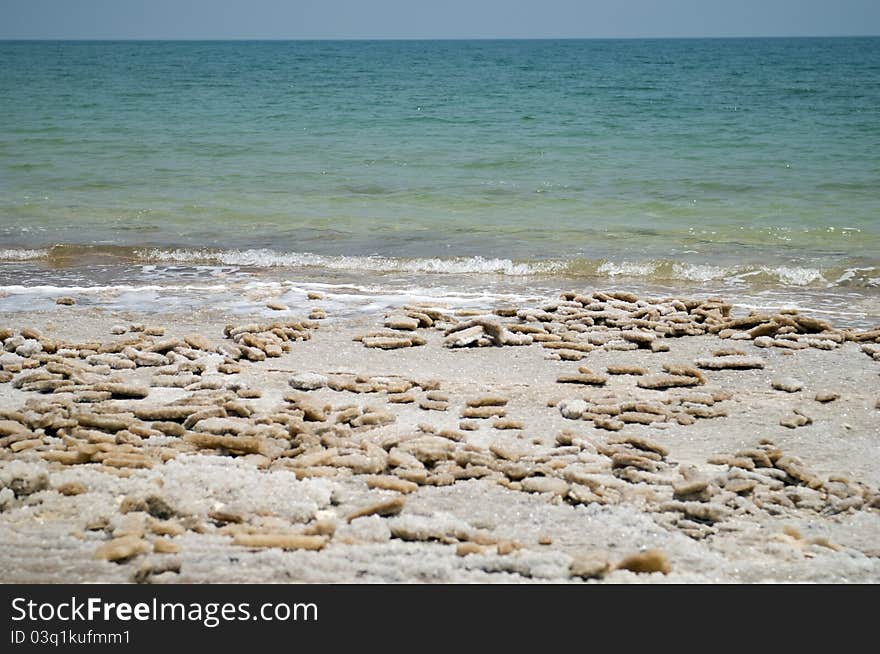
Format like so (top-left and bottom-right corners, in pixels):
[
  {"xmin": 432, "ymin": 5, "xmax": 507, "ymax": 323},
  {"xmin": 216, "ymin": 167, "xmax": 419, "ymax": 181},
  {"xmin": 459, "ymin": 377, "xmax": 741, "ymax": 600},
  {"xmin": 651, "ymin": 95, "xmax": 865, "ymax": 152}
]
[
  {"xmin": 637, "ymin": 374, "xmax": 701, "ymax": 390},
  {"xmin": 772, "ymin": 377, "xmax": 803, "ymax": 393},
  {"xmin": 520, "ymin": 476, "xmax": 569, "ymax": 495},
  {"xmin": 493, "ymin": 418, "xmax": 524, "ymax": 430},
  {"xmin": 558, "ymin": 399, "xmax": 588, "ymax": 420},
  {"xmin": 362, "ymin": 335, "xmax": 420, "ymax": 349},
  {"xmin": 557, "ymin": 372, "xmax": 608, "ymax": 386},
  {"xmin": 266, "ymin": 300, "xmax": 288, "ymax": 311},
  {"xmin": 92, "ymin": 382, "xmax": 149, "ymax": 399},
  {"xmin": 418, "ymin": 399, "xmax": 449, "ymax": 411},
  {"xmin": 466, "ymin": 394, "xmax": 508, "ymax": 407},
  {"xmin": 459, "ymin": 420, "xmax": 480, "ymax": 431},
  {"xmin": 384, "ymin": 314, "xmax": 420, "ymax": 331},
  {"xmin": 621, "ymin": 330, "xmax": 656, "ymax": 347},
  {"xmin": 95, "ymin": 536, "xmax": 151, "ymax": 562},
  {"xmin": 110, "ymin": 324, "xmax": 128, "ymax": 335},
  {"xmin": 662, "ymin": 363, "xmax": 706, "ymax": 384},
  {"xmin": 780, "ymin": 412, "xmax": 813, "ymax": 429},
  {"xmin": 233, "ymin": 534, "xmax": 327, "ymax": 551},
  {"xmin": 289, "ymin": 372, "xmax": 328, "ymax": 391},
  {"xmin": 55, "ymin": 296, "xmax": 76, "ymax": 306},
  {"xmin": 570, "ymin": 551, "xmax": 611, "ymax": 579},
  {"xmin": 461, "ymin": 405, "xmax": 506, "ymax": 419},
  {"xmin": 606, "ymin": 364, "xmax": 646, "ymax": 376},
  {"xmin": 346, "ymin": 496, "xmax": 406, "ymax": 523},
  {"xmin": 614, "ymin": 550, "xmax": 671, "ymax": 574},
  {"xmin": 695, "ymin": 355, "xmax": 765, "ymax": 370},
  {"xmin": 814, "ymin": 391, "xmax": 840, "ymax": 403}
]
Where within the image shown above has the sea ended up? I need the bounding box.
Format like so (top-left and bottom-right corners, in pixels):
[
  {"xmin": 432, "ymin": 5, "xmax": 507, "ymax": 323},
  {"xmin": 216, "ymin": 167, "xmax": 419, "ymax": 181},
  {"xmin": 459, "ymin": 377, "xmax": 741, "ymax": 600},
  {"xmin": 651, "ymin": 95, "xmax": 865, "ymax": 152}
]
[{"xmin": 1, "ymin": 38, "xmax": 879, "ymax": 325}]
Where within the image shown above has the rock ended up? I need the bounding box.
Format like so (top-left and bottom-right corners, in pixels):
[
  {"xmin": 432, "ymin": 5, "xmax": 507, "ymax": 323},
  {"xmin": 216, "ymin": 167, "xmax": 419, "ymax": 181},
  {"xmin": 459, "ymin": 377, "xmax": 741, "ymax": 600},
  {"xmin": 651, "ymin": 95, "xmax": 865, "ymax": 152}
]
[
  {"xmin": 365, "ymin": 476, "xmax": 419, "ymax": 494},
  {"xmin": 91, "ymin": 383, "xmax": 149, "ymax": 399},
  {"xmin": 56, "ymin": 481, "xmax": 87, "ymax": 496},
  {"xmin": 384, "ymin": 315, "xmax": 419, "ymax": 331},
  {"xmin": 814, "ymin": 391, "xmax": 840, "ymax": 403},
  {"xmin": 606, "ymin": 364, "xmax": 646, "ymax": 376},
  {"xmin": 637, "ymin": 374, "xmax": 701, "ymax": 390},
  {"xmin": 461, "ymin": 405, "xmax": 506, "ymax": 419},
  {"xmin": 493, "ymin": 418, "xmax": 524, "ymax": 430},
  {"xmin": 266, "ymin": 301, "xmax": 288, "ymax": 311},
  {"xmin": 521, "ymin": 477, "xmax": 569, "ymax": 495},
  {"xmin": 772, "ymin": 377, "xmax": 803, "ymax": 393},
  {"xmin": 183, "ymin": 334, "xmax": 211, "ymax": 350},
  {"xmin": 466, "ymin": 394, "xmax": 508, "ymax": 407},
  {"xmin": 615, "ymin": 549, "xmax": 671, "ymax": 574},
  {"xmin": 95, "ymin": 536, "xmax": 151, "ymax": 562},
  {"xmin": 444, "ymin": 325, "xmax": 485, "ymax": 348},
  {"xmin": 418, "ymin": 399, "xmax": 449, "ymax": 411},
  {"xmin": 289, "ymin": 373, "xmax": 328, "ymax": 391},
  {"xmin": 779, "ymin": 413, "xmax": 811, "ymax": 429},
  {"xmin": 570, "ymin": 551, "xmax": 611, "ymax": 579},
  {"xmin": 233, "ymin": 534, "xmax": 327, "ymax": 551},
  {"xmin": 55, "ymin": 296, "xmax": 76, "ymax": 305},
  {"xmin": 346, "ymin": 496, "xmax": 406, "ymax": 523},
  {"xmin": 557, "ymin": 373, "xmax": 608, "ymax": 386},
  {"xmin": 363, "ymin": 336, "xmax": 416, "ymax": 350},
  {"xmin": 695, "ymin": 355, "xmax": 765, "ymax": 370},
  {"xmin": 558, "ymin": 399, "xmax": 588, "ymax": 420},
  {"xmin": 662, "ymin": 363, "xmax": 706, "ymax": 384},
  {"xmin": 15, "ymin": 340, "xmax": 42, "ymax": 358},
  {"xmin": 110, "ymin": 325, "xmax": 127, "ymax": 335}
]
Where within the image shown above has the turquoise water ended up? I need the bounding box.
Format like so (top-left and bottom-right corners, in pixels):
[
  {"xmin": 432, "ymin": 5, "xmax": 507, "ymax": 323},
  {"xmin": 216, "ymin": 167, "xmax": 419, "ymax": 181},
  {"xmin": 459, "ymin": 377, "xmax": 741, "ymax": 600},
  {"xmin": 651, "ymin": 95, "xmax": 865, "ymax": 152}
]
[{"xmin": 1, "ymin": 39, "xmax": 879, "ymax": 314}]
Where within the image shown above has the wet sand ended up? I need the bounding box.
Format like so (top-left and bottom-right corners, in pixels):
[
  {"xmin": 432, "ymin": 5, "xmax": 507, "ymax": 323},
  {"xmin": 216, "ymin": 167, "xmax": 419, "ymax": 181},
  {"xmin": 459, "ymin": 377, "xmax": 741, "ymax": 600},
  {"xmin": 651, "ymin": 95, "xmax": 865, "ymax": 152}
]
[{"xmin": 1, "ymin": 290, "xmax": 878, "ymax": 583}]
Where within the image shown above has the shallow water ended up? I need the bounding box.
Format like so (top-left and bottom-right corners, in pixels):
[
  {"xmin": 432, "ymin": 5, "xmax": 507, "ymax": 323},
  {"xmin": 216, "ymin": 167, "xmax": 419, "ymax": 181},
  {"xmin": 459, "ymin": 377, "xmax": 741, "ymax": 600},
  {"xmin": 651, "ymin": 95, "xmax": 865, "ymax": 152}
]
[{"xmin": 1, "ymin": 39, "xmax": 879, "ymax": 323}]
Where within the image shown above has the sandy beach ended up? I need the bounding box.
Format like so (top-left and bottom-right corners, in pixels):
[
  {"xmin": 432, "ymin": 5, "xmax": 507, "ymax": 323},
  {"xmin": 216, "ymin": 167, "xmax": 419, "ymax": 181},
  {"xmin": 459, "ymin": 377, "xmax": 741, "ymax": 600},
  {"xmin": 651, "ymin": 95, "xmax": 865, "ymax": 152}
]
[{"xmin": 1, "ymin": 289, "xmax": 878, "ymax": 583}]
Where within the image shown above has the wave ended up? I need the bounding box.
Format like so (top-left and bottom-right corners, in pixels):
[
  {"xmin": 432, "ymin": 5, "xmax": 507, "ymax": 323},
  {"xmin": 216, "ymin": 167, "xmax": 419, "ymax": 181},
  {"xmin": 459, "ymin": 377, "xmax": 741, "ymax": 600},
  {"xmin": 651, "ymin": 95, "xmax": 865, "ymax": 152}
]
[{"xmin": 1, "ymin": 245, "xmax": 877, "ymax": 289}]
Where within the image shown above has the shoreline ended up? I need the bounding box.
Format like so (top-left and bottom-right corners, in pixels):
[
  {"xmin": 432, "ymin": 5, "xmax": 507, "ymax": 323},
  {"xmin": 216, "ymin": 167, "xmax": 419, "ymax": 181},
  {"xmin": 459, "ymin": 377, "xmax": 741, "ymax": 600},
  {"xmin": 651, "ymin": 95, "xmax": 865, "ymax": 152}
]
[{"xmin": 1, "ymin": 288, "xmax": 878, "ymax": 583}]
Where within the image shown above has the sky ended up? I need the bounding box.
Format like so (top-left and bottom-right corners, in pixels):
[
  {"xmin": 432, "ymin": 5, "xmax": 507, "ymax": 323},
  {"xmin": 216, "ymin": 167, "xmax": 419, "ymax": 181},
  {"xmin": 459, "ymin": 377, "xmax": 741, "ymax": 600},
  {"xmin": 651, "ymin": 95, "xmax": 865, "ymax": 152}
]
[{"xmin": 1, "ymin": 0, "xmax": 879, "ymax": 40}]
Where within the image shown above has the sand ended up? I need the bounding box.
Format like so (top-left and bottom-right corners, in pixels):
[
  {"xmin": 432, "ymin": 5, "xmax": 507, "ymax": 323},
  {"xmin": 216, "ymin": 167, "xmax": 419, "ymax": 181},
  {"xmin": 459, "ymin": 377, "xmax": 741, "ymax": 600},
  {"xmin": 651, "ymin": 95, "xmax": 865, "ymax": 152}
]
[{"xmin": 0, "ymin": 290, "xmax": 878, "ymax": 583}]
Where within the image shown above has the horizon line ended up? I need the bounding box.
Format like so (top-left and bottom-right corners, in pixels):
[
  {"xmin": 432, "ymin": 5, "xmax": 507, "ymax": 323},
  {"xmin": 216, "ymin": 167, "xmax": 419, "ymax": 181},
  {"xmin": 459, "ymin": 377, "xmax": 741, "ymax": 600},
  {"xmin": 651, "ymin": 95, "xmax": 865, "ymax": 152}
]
[{"xmin": 2, "ymin": 34, "xmax": 879, "ymax": 42}]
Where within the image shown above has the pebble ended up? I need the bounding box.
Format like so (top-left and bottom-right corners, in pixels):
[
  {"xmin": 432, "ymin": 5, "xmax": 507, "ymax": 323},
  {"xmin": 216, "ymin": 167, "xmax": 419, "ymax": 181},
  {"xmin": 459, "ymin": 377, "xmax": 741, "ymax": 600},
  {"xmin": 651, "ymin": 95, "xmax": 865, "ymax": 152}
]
[
  {"xmin": 346, "ymin": 496, "xmax": 406, "ymax": 523},
  {"xmin": 55, "ymin": 296, "xmax": 76, "ymax": 306},
  {"xmin": 289, "ymin": 372, "xmax": 328, "ymax": 391},
  {"xmin": 615, "ymin": 549, "xmax": 671, "ymax": 574},
  {"xmin": 570, "ymin": 551, "xmax": 611, "ymax": 579},
  {"xmin": 814, "ymin": 391, "xmax": 839, "ymax": 403},
  {"xmin": 493, "ymin": 418, "xmax": 524, "ymax": 430},
  {"xmin": 772, "ymin": 377, "xmax": 803, "ymax": 393},
  {"xmin": 266, "ymin": 301, "xmax": 288, "ymax": 311}
]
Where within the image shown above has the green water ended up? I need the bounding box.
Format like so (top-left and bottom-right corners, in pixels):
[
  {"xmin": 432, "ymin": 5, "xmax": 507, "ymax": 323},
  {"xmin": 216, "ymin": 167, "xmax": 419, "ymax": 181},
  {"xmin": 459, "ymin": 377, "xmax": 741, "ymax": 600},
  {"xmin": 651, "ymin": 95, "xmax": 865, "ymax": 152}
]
[{"xmin": 1, "ymin": 38, "xmax": 879, "ymax": 293}]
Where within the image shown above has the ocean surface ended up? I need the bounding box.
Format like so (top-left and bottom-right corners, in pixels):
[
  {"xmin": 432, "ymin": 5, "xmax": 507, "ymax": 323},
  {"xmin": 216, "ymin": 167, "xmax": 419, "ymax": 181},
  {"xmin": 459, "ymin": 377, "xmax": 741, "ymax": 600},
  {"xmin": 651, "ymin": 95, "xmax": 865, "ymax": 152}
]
[{"xmin": 1, "ymin": 39, "xmax": 879, "ymax": 324}]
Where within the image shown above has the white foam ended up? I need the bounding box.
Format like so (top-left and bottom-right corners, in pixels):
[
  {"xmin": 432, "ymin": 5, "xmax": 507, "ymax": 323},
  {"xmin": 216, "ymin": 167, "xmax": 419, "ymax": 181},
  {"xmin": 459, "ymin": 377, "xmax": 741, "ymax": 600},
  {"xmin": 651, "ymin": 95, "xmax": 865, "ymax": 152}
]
[
  {"xmin": 0, "ymin": 248, "xmax": 50, "ymax": 261},
  {"xmin": 596, "ymin": 261, "xmax": 658, "ymax": 277},
  {"xmin": 671, "ymin": 263, "xmax": 731, "ymax": 282},
  {"xmin": 136, "ymin": 248, "xmax": 565, "ymax": 276}
]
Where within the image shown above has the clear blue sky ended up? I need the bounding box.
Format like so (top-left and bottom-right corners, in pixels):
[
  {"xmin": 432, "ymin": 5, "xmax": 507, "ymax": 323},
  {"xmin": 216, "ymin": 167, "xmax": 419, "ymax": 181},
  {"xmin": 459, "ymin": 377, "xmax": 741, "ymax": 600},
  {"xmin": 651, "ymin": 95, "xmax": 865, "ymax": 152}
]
[{"xmin": 1, "ymin": 0, "xmax": 879, "ymax": 40}]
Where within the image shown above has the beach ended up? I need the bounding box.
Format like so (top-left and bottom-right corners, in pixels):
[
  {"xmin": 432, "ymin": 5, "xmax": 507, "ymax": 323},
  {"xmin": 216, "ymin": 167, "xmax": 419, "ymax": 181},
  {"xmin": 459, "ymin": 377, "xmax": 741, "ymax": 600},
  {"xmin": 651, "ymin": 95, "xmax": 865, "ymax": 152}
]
[{"xmin": 0, "ymin": 289, "xmax": 878, "ymax": 583}]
